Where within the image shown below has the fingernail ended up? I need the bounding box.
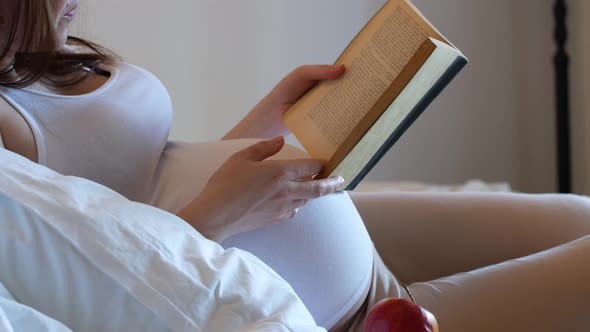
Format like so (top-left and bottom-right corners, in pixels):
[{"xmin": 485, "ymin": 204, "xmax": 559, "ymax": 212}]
[
  {"xmin": 271, "ymin": 136, "xmax": 283, "ymax": 144},
  {"xmin": 332, "ymin": 176, "xmax": 344, "ymax": 183}
]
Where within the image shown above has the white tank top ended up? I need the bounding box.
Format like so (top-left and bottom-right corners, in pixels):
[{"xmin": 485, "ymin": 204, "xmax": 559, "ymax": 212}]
[{"xmin": 0, "ymin": 63, "xmax": 173, "ymax": 202}]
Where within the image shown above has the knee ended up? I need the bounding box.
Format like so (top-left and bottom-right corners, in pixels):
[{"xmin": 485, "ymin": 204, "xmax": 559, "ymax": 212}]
[{"xmin": 556, "ymin": 194, "xmax": 590, "ymax": 218}]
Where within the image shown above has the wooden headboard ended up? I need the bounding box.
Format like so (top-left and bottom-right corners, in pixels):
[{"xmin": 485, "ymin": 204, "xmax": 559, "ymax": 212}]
[{"xmin": 554, "ymin": 0, "xmax": 571, "ymax": 193}]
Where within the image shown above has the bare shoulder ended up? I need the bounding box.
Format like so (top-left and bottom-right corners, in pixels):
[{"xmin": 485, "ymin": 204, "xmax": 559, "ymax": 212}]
[
  {"xmin": 0, "ymin": 95, "xmax": 38, "ymax": 162},
  {"xmin": 0, "ymin": 96, "xmax": 9, "ymax": 148},
  {"xmin": 0, "ymin": 122, "xmax": 4, "ymax": 149}
]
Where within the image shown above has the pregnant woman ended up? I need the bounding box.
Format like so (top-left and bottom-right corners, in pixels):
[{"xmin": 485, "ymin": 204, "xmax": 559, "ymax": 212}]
[{"xmin": 2, "ymin": 1, "xmax": 590, "ymax": 331}]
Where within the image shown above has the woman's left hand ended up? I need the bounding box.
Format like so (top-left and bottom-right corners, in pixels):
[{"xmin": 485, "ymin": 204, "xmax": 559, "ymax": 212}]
[{"xmin": 223, "ymin": 64, "xmax": 346, "ymax": 140}]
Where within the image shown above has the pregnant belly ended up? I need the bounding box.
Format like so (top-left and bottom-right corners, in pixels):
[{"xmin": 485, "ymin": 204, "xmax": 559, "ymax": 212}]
[
  {"xmin": 222, "ymin": 191, "xmax": 373, "ymax": 328},
  {"xmin": 147, "ymin": 139, "xmax": 374, "ymax": 328}
]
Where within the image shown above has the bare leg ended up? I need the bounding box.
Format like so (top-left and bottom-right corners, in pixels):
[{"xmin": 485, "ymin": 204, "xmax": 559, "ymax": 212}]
[
  {"xmin": 411, "ymin": 235, "xmax": 590, "ymax": 332},
  {"xmin": 346, "ymin": 192, "xmax": 590, "ymax": 331},
  {"xmin": 350, "ymin": 192, "xmax": 590, "ymax": 284}
]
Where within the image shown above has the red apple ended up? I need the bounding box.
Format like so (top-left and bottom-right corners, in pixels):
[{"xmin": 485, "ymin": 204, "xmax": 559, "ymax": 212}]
[{"xmin": 363, "ymin": 298, "xmax": 439, "ymax": 332}]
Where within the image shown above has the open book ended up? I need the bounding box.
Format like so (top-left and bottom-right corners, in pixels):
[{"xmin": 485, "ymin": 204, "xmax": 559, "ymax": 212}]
[{"xmin": 283, "ymin": 0, "xmax": 468, "ymax": 190}]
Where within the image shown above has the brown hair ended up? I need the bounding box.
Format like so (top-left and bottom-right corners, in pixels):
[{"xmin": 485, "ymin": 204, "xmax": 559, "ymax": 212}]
[{"xmin": 0, "ymin": 0, "xmax": 119, "ymax": 89}]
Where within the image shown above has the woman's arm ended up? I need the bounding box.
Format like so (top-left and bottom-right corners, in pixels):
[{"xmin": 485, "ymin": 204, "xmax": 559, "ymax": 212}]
[
  {"xmin": 177, "ymin": 137, "xmax": 344, "ymax": 242},
  {"xmin": 0, "ymin": 98, "xmax": 38, "ymax": 161},
  {"xmin": 222, "ymin": 65, "xmax": 345, "ymax": 140}
]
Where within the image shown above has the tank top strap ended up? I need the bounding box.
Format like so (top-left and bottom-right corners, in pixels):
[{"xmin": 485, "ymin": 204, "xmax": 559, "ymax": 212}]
[{"xmin": 0, "ymin": 91, "xmax": 48, "ymax": 164}]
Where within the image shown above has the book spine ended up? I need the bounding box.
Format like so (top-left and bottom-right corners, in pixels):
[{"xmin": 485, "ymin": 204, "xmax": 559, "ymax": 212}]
[{"xmin": 345, "ymin": 55, "xmax": 468, "ymax": 191}]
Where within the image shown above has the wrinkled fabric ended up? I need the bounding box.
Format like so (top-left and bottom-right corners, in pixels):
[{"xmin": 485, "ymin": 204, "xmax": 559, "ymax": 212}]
[
  {"xmin": 0, "ymin": 282, "xmax": 73, "ymax": 332},
  {"xmin": 0, "ymin": 148, "xmax": 323, "ymax": 332}
]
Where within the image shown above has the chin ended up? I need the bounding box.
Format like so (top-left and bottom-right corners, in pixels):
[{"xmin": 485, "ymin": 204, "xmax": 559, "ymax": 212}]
[
  {"xmin": 55, "ymin": 34, "xmax": 69, "ymax": 51},
  {"xmin": 54, "ymin": 22, "xmax": 71, "ymax": 50}
]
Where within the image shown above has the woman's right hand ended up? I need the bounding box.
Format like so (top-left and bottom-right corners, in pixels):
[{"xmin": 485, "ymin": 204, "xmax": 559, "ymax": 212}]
[{"xmin": 177, "ymin": 136, "xmax": 344, "ymax": 242}]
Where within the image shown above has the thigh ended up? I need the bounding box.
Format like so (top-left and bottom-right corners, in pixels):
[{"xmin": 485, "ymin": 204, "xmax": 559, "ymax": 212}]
[
  {"xmin": 350, "ymin": 192, "xmax": 590, "ymax": 283},
  {"xmin": 342, "ymin": 247, "xmax": 413, "ymax": 332},
  {"xmin": 409, "ymin": 235, "xmax": 590, "ymax": 332}
]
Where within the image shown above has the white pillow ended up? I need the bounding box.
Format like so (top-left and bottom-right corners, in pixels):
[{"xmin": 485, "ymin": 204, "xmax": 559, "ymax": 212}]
[
  {"xmin": 0, "ymin": 281, "xmax": 73, "ymax": 332},
  {"xmin": 0, "ymin": 148, "xmax": 323, "ymax": 332}
]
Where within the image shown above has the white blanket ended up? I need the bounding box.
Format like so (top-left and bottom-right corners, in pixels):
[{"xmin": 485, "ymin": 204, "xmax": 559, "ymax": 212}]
[{"xmin": 0, "ymin": 148, "xmax": 323, "ymax": 331}]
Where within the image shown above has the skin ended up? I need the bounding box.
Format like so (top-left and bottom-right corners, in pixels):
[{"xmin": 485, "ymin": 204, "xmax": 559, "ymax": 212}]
[
  {"xmin": 223, "ymin": 64, "xmax": 346, "ymax": 140},
  {"xmin": 0, "ymin": 0, "xmax": 347, "ymax": 242},
  {"xmin": 53, "ymin": 0, "xmax": 77, "ymax": 50}
]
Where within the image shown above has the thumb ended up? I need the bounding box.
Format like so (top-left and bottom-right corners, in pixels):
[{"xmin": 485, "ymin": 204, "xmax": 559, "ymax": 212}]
[
  {"xmin": 234, "ymin": 136, "xmax": 285, "ymax": 161},
  {"xmin": 273, "ymin": 65, "xmax": 346, "ymax": 104}
]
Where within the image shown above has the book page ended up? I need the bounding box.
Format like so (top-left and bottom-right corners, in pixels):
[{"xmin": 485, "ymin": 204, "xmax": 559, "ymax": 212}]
[
  {"xmin": 327, "ymin": 40, "xmax": 463, "ymax": 189},
  {"xmin": 320, "ymin": 39, "xmax": 437, "ymax": 178},
  {"xmin": 284, "ymin": 0, "xmax": 434, "ymax": 159}
]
